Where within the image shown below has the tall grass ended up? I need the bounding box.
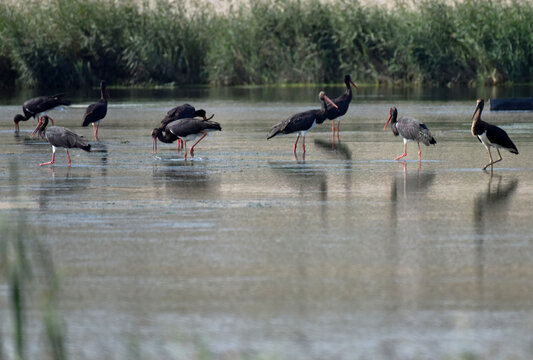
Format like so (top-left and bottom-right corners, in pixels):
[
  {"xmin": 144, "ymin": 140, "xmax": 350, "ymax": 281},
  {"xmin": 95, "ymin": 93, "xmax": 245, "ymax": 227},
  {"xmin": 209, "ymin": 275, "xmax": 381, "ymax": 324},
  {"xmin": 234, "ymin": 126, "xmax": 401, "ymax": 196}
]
[
  {"xmin": 0, "ymin": 0, "xmax": 532, "ymax": 88},
  {"xmin": 1, "ymin": 163, "xmax": 67, "ymax": 360}
]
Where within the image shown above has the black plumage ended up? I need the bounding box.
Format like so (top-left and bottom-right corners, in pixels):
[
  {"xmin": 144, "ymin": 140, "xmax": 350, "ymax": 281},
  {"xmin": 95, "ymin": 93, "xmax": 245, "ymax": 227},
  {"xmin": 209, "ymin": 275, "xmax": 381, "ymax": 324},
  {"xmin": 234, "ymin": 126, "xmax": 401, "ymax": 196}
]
[
  {"xmin": 152, "ymin": 118, "xmax": 221, "ymax": 159},
  {"xmin": 82, "ymin": 80, "xmax": 109, "ymax": 140},
  {"xmin": 471, "ymin": 99, "xmax": 518, "ymax": 171},
  {"xmin": 13, "ymin": 93, "xmax": 71, "ymax": 133},
  {"xmin": 325, "ymin": 74, "xmax": 358, "ymax": 140},
  {"xmin": 267, "ymin": 91, "xmax": 338, "ymax": 156}
]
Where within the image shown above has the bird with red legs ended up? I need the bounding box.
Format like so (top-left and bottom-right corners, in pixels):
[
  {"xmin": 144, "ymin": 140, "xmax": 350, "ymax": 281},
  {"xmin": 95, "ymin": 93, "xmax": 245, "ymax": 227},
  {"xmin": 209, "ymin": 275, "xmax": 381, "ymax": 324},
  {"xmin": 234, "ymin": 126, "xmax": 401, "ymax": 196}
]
[
  {"xmin": 33, "ymin": 115, "xmax": 91, "ymax": 166},
  {"xmin": 267, "ymin": 91, "xmax": 338, "ymax": 159}
]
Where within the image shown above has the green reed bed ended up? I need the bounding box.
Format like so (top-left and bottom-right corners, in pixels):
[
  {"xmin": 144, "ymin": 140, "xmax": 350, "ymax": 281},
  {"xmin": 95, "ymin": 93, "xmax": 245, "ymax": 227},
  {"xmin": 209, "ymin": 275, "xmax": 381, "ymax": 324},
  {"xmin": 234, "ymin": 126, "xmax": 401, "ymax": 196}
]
[{"xmin": 0, "ymin": 0, "xmax": 532, "ymax": 89}]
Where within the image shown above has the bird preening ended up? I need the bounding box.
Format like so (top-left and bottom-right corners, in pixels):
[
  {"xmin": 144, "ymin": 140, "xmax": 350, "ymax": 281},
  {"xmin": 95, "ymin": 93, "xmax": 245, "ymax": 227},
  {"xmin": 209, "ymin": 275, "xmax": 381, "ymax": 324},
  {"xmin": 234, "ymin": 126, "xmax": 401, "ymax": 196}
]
[
  {"xmin": 383, "ymin": 107, "xmax": 436, "ymax": 165},
  {"xmin": 33, "ymin": 115, "xmax": 91, "ymax": 166},
  {"xmin": 267, "ymin": 91, "xmax": 338, "ymax": 158},
  {"xmin": 471, "ymin": 99, "xmax": 518, "ymax": 172},
  {"xmin": 152, "ymin": 107, "xmax": 221, "ymax": 160}
]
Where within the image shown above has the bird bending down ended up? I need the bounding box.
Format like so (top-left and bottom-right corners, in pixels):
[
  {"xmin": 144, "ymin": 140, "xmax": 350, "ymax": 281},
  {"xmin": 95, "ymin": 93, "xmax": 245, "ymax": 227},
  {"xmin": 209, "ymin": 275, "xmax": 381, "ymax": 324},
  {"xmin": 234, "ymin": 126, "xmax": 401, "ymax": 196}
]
[
  {"xmin": 13, "ymin": 93, "xmax": 71, "ymax": 133},
  {"xmin": 384, "ymin": 107, "xmax": 436, "ymax": 163},
  {"xmin": 267, "ymin": 91, "xmax": 338, "ymax": 156},
  {"xmin": 471, "ymin": 99, "xmax": 518, "ymax": 171},
  {"xmin": 160, "ymin": 104, "xmax": 214, "ymax": 150},
  {"xmin": 33, "ymin": 116, "xmax": 91, "ymax": 166},
  {"xmin": 82, "ymin": 80, "xmax": 109, "ymax": 140},
  {"xmin": 325, "ymin": 74, "xmax": 358, "ymax": 142},
  {"xmin": 152, "ymin": 117, "xmax": 221, "ymax": 160}
]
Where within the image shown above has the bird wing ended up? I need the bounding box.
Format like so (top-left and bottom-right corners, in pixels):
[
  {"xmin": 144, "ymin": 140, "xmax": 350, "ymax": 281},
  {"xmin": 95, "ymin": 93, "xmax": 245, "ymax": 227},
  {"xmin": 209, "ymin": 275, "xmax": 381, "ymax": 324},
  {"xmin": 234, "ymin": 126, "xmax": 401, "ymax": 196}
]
[
  {"xmin": 46, "ymin": 126, "xmax": 88, "ymax": 149},
  {"xmin": 397, "ymin": 117, "xmax": 435, "ymax": 145},
  {"xmin": 165, "ymin": 118, "xmax": 214, "ymax": 137},
  {"xmin": 24, "ymin": 94, "xmax": 70, "ymax": 116},
  {"xmin": 166, "ymin": 104, "xmax": 195, "ymax": 120},
  {"xmin": 485, "ymin": 123, "xmax": 518, "ymax": 153},
  {"xmin": 82, "ymin": 100, "xmax": 108, "ymax": 126}
]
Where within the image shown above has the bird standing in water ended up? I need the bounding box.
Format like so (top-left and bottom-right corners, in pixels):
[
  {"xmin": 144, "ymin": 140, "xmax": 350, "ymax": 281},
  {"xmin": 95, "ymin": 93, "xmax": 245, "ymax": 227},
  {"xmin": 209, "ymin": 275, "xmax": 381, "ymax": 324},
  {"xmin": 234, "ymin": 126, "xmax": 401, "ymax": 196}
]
[
  {"xmin": 33, "ymin": 115, "xmax": 91, "ymax": 166},
  {"xmin": 82, "ymin": 80, "xmax": 109, "ymax": 140},
  {"xmin": 383, "ymin": 107, "xmax": 436, "ymax": 164},
  {"xmin": 325, "ymin": 74, "xmax": 358, "ymax": 143},
  {"xmin": 13, "ymin": 93, "xmax": 71, "ymax": 133},
  {"xmin": 267, "ymin": 91, "xmax": 338, "ymax": 157},
  {"xmin": 471, "ymin": 99, "xmax": 518, "ymax": 171}
]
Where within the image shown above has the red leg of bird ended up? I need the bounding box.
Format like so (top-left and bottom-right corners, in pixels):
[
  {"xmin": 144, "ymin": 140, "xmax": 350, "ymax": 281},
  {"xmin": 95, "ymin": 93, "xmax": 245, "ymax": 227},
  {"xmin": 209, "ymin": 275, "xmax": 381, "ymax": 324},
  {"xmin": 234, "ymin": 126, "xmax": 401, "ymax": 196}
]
[
  {"xmin": 95, "ymin": 123, "xmax": 99, "ymax": 140},
  {"xmin": 178, "ymin": 139, "xmax": 183, "ymax": 151},
  {"xmin": 183, "ymin": 141, "xmax": 188, "ymax": 160},
  {"xmin": 417, "ymin": 142, "xmax": 422, "ymax": 162},
  {"xmin": 49, "ymin": 116, "xmax": 55, "ymax": 125},
  {"xmin": 294, "ymin": 134, "xmax": 301, "ymax": 154},
  {"xmin": 302, "ymin": 135, "xmax": 306, "ymax": 153},
  {"xmin": 336, "ymin": 119, "xmax": 341, "ymax": 142},
  {"xmin": 190, "ymin": 132, "xmax": 207, "ymax": 158},
  {"xmin": 67, "ymin": 150, "xmax": 72, "ymax": 166},
  {"xmin": 40, "ymin": 151, "xmax": 56, "ymax": 166},
  {"xmin": 331, "ymin": 121, "xmax": 335, "ymax": 145},
  {"xmin": 394, "ymin": 143, "xmax": 408, "ymax": 160}
]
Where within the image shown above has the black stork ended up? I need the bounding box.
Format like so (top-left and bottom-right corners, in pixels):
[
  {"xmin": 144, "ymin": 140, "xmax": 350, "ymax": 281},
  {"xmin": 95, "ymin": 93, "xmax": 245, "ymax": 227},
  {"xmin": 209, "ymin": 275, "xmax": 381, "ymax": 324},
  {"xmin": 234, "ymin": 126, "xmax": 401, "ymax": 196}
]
[
  {"xmin": 325, "ymin": 74, "xmax": 358, "ymax": 142},
  {"xmin": 383, "ymin": 107, "xmax": 436, "ymax": 163},
  {"xmin": 471, "ymin": 99, "xmax": 518, "ymax": 171},
  {"xmin": 82, "ymin": 80, "xmax": 109, "ymax": 140},
  {"xmin": 13, "ymin": 93, "xmax": 71, "ymax": 133},
  {"xmin": 152, "ymin": 118, "xmax": 221, "ymax": 160},
  {"xmin": 160, "ymin": 104, "xmax": 214, "ymax": 150},
  {"xmin": 33, "ymin": 115, "xmax": 91, "ymax": 166},
  {"xmin": 267, "ymin": 91, "xmax": 338, "ymax": 156}
]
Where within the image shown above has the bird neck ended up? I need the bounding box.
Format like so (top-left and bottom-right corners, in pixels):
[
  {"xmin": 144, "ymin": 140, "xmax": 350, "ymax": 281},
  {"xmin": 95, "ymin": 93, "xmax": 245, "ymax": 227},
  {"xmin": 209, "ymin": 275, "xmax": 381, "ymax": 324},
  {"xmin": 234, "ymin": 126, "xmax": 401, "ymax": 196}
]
[
  {"xmin": 157, "ymin": 129, "xmax": 175, "ymax": 143},
  {"xmin": 471, "ymin": 106, "xmax": 483, "ymax": 136}
]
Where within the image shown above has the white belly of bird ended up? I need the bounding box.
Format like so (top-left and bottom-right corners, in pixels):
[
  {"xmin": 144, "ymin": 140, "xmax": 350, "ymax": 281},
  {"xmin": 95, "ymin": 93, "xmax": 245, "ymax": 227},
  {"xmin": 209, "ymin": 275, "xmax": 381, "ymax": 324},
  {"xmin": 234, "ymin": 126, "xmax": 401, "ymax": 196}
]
[{"xmin": 478, "ymin": 131, "xmax": 495, "ymax": 149}]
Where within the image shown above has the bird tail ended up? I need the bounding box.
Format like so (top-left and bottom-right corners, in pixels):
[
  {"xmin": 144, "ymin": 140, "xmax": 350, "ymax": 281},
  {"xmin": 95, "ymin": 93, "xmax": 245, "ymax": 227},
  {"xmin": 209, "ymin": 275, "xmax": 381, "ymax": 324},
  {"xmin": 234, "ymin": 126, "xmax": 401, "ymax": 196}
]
[
  {"xmin": 81, "ymin": 115, "xmax": 91, "ymax": 127},
  {"xmin": 80, "ymin": 144, "xmax": 91, "ymax": 152},
  {"xmin": 53, "ymin": 93, "xmax": 71, "ymax": 106},
  {"xmin": 205, "ymin": 120, "xmax": 222, "ymax": 131}
]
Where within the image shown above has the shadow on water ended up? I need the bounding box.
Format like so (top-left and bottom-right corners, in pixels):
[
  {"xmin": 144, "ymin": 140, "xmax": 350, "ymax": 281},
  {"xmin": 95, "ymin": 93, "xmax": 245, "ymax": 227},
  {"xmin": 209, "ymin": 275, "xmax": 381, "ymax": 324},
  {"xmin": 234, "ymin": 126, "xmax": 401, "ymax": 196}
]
[
  {"xmin": 313, "ymin": 138, "xmax": 352, "ymax": 160},
  {"xmin": 151, "ymin": 161, "xmax": 219, "ymax": 198},
  {"xmin": 37, "ymin": 167, "xmax": 92, "ymax": 210},
  {"xmin": 386, "ymin": 162, "xmax": 437, "ymax": 311},
  {"xmin": 473, "ymin": 174, "xmax": 519, "ymax": 301}
]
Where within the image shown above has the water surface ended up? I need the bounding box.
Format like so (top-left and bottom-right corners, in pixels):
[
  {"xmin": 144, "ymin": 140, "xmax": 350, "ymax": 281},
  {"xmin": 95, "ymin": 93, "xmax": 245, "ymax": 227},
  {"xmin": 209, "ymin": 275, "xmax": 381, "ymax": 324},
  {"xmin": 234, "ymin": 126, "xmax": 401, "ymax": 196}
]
[{"xmin": 1, "ymin": 86, "xmax": 533, "ymax": 359}]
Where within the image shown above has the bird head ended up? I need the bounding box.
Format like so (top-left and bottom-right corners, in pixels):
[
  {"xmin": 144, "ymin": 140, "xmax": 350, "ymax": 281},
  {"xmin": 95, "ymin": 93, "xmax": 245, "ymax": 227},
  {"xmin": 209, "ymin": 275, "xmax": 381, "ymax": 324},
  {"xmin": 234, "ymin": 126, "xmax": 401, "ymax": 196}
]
[
  {"xmin": 345, "ymin": 74, "xmax": 359, "ymax": 92},
  {"xmin": 13, "ymin": 114, "xmax": 27, "ymax": 133},
  {"xmin": 151, "ymin": 128, "xmax": 160, "ymax": 154},
  {"xmin": 384, "ymin": 107, "xmax": 398, "ymax": 130}
]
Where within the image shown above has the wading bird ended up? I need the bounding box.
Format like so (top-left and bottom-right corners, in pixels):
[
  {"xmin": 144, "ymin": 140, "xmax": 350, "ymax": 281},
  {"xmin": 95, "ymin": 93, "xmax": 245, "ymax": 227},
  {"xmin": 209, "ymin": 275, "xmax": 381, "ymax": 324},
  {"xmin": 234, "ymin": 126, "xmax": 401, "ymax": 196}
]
[
  {"xmin": 82, "ymin": 80, "xmax": 109, "ymax": 140},
  {"xmin": 267, "ymin": 91, "xmax": 338, "ymax": 156},
  {"xmin": 383, "ymin": 107, "xmax": 436, "ymax": 163},
  {"xmin": 13, "ymin": 93, "xmax": 71, "ymax": 133},
  {"xmin": 33, "ymin": 115, "xmax": 91, "ymax": 166},
  {"xmin": 471, "ymin": 99, "xmax": 518, "ymax": 171},
  {"xmin": 152, "ymin": 117, "xmax": 221, "ymax": 160},
  {"xmin": 325, "ymin": 74, "xmax": 358, "ymax": 142},
  {"xmin": 160, "ymin": 104, "xmax": 214, "ymax": 150}
]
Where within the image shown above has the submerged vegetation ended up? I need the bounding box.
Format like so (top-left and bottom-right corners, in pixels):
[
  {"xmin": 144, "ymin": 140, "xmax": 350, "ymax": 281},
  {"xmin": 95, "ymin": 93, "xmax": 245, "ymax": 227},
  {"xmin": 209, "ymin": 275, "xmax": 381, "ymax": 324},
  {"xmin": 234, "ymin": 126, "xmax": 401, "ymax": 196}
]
[{"xmin": 0, "ymin": 0, "xmax": 532, "ymax": 89}]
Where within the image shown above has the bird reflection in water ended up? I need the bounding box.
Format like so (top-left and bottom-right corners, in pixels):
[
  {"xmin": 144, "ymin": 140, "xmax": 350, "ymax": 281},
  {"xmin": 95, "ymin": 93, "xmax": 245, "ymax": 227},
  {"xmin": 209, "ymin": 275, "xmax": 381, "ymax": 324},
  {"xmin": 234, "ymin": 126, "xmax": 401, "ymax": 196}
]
[
  {"xmin": 313, "ymin": 138, "xmax": 352, "ymax": 160},
  {"xmin": 473, "ymin": 174, "xmax": 519, "ymax": 300}
]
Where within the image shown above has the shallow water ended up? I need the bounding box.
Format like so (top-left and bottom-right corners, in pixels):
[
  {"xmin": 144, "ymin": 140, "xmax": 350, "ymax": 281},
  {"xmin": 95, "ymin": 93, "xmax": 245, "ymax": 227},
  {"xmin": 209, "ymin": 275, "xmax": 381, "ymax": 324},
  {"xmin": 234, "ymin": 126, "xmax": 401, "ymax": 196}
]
[{"xmin": 1, "ymin": 86, "xmax": 533, "ymax": 359}]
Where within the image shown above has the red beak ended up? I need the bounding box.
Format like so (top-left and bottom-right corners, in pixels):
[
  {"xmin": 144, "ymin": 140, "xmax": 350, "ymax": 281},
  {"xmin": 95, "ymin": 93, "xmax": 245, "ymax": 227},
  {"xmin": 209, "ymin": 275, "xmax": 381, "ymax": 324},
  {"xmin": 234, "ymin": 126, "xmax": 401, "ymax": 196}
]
[
  {"xmin": 31, "ymin": 117, "xmax": 43, "ymax": 137},
  {"xmin": 152, "ymin": 136, "xmax": 158, "ymax": 154},
  {"xmin": 324, "ymin": 95, "xmax": 338, "ymax": 109},
  {"xmin": 350, "ymin": 79, "xmax": 359, "ymax": 92},
  {"xmin": 384, "ymin": 112, "xmax": 392, "ymax": 130}
]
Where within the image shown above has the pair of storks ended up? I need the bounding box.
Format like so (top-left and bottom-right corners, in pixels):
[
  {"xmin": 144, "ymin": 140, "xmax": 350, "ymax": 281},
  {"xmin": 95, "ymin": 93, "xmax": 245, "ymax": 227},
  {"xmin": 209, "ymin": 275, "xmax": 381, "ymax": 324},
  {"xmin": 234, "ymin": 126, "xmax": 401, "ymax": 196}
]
[
  {"xmin": 151, "ymin": 104, "xmax": 222, "ymax": 160},
  {"xmin": 267, "ymin": 74, "xmax": 357, "ymax": 155},
  {"xmin": 382, "ymin": 98, "xmax": 518, "ymax": 171},
  {"xmin": 17, "ymin": 81, "xmax": 108, "ymax": 166}
]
